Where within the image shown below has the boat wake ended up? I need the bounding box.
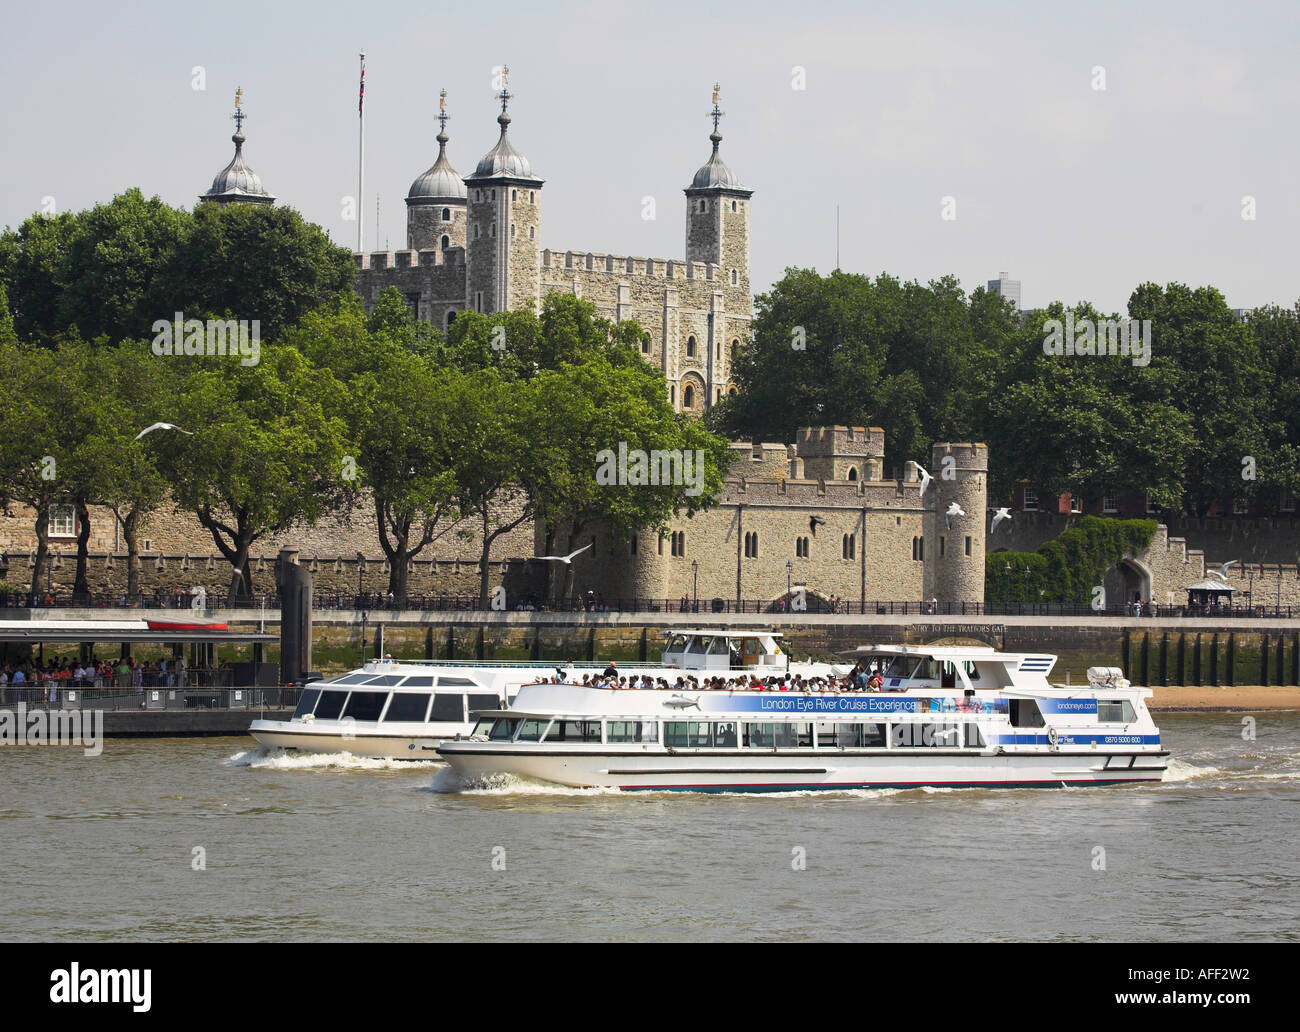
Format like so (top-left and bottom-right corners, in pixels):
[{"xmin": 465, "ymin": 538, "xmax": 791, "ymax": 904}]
[
  {"xmin": 225, "ymin": 747, "xmax": 442, "ymax": 772},
  {"xmin": 428, "ymin": 767, "xmax": 620, "ymax": 796}
]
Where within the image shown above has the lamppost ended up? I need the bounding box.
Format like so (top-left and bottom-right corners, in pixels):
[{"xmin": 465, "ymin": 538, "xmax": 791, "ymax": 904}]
[
  {"xmin": 1004, "ymin": 563, "xmax": 1011, "ymax": 615},
  {"xmin": 786, "ymin": 560, "xmax": 793, "ymax": 601},
  {"xmin": 1248, "ymin": 568, "xmax": 1254, "ymax": 611},
  {"xmin": 356, "ymin": 552, "xmax": 364, "ymax": 609},
  {"xmin": 691, "ymin": 559, "xmax": 699, "ymax": 613},
  {"xmin": 1023, "ymin": 566, "xmax": 1031, "ymax": 612}
]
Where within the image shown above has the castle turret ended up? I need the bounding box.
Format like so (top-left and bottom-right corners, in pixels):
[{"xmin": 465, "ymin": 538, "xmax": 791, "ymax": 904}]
[
  {"xmin": 925, "ymin": 443, "xmax": 989, "ymax": 604},
  {"xmin": 684, "ymin": 83, "xmax": 751, "ymax": 285},
  {"xmin": 795, "ymin": 426, "xmax": 884, "ymax": 482},
  {"xmin": 201, "ymin": 87, "xmax": 275, "ymax": 206},
  {"xmin": 464, "ymin": 67, "xmax": 544, "ymax": 314},
  {"xmin": 406, "ymin": 89, "xmax": 467, "ymax": 252}
]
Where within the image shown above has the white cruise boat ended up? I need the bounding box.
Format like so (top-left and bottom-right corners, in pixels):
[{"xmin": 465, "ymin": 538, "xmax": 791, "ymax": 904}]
[
  {"xmin": 249, "ymin": 630, "xmax": 840, "ymax": 758},
  {"xmin": 436, "ymin": 645, "xmax": 1169, "ymax": 791}
]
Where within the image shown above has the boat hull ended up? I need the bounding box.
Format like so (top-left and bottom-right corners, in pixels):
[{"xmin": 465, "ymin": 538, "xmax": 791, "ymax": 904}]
[
  {"xmin": 437, "ymin": 747, "xmax": 1169, "ymax": 791},
  {"xmin": 248, "ymin": 719, "xmax": 449, "ymax": 759}
]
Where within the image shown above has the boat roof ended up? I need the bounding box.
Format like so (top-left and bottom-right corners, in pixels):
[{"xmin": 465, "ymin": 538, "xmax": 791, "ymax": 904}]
[{"xmin": 838, "ymin": 644, "xmax": 1042, "ymax": 663}]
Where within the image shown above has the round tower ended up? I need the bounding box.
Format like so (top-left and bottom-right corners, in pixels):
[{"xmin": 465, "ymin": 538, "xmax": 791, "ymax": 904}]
[
  {"xmin": 925, "ymin": 443, "xmax": 989, "ymax": 605},
  {"xmin": 406, "ymin": 89, "xmax": 467, "ymax": 252}
]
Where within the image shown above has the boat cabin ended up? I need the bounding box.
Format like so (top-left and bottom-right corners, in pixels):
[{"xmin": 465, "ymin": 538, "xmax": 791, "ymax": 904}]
[{"xmin": 660, "ymin": 630, "xmax": 788, "ymax": 672}]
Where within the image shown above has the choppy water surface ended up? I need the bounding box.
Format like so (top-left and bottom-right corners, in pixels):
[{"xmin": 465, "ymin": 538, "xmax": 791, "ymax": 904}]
[{"xmin": 0, "ymin": 713, "xmax": 1296, "ymax": 941}]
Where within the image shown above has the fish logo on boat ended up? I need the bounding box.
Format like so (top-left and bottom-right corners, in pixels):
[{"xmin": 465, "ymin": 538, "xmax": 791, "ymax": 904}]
[{"xmin": 664, "ymin": 694, "xmax": 701, "ymax": 710}]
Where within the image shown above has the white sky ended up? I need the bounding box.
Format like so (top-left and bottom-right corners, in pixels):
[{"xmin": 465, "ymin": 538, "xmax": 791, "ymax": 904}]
[{"xmin": 2, "ymin": 0, "xmax": 1295, "ymax": 314}]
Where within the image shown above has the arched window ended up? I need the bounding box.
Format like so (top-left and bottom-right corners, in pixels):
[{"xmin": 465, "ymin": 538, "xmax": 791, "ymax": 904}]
[
  {"xmin": 683, "ymin": 385, "xmax": 694, "ymax": 409},
  {"xmin": 529, "ymin": 191, "xmax": 535, "ymax": 203},
  {"xmin": 511, "ymin": 223, "xmax": 516, "ymax": 238},
  {"xmin": 446, "ymin": 310, "xmax": 457, "ymax": 329},
  {"xmin": 511, "ymin": 189, "xmax": 517, "ymax": 202},
  {"xmin": 671, "ymin": 531, "xmax": 686, "ymax": 557},
  {"xmin": 441, "ymin": 234, "xmax": 450, "ymax": 250},
  {"xmin": 641, "ymin": 335, "xmax": 650, "ymax": 354},
  {"xmin": 842, "ymin": 534, "xmax": 856, "ymax": 560},
  {"xmin": 489, "ymin": 223, "xmax": 496, "ymax": 237},
  {"xmin": 731, "ymin": 199, "xmax": 738, "ymax": 212},
  {"xmin": 686, "ymin": 336, "xmax": 696, "ymax": 358},
  {"xmin": 744, "ymin": 532, "xmax": 759, "ymax": 558},
  {"xmin": 847, "ymin": 468, "xmax": 857, "ymax": 481},
  {"xmin": 528, "ymin": 226, "xmax": 535, "ymax": 239},
  {"xmin": 441, "ymin": 207, "xmax": 451, "ymax": 220},
  {"xmin": 730, "ymin": 268, "xmax": 739, "ymax": 286}
]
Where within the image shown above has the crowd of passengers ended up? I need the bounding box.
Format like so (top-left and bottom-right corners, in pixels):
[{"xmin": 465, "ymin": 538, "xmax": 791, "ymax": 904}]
[{"xmin": 545, "ymin": 661, "xmax": 897, "ymax": 693}]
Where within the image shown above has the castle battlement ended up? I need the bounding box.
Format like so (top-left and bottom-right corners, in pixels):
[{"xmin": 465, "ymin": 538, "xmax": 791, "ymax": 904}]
[
  {"xmin": 355, "ymin": 247, "xmax": 467, "ymax": 271},
  {"xmin": 795, "ymin": 425, "xmax": 884, "ymax": 458},
  {"xmin": 723, "ymin": 476, "xmax": 924, "ymax": 508},
  {"xmin": 542, "ymin": 249, "xmax": 720, "ymax": 282}
]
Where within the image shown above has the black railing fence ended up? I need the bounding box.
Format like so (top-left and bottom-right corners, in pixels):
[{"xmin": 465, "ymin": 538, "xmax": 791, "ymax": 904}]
[
  {"xmin": 1, "ymin": 686, "xmax": 303, "ymax": 711},
  {"xmin": 0, "ymin": 590, "xmax": 1293, "ymax": 620}
]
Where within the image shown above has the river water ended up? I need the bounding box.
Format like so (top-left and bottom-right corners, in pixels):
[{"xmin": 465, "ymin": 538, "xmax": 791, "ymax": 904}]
[{"xmin": 1, "ymin": 713, "xmax": 1296, "ymax": 942}]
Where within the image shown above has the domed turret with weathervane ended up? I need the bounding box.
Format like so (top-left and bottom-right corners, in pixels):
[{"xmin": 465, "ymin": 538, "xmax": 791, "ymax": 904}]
[
  {"xmin": 406, "ymin": 89, "xmax": 467, "ymax": 252},
  {"xmin": 201, "ymin": 88, "xmax": 275, "ymax": 206}
]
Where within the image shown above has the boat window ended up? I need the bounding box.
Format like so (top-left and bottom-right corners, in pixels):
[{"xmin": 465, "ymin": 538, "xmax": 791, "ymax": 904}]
[
  {"xmin": 438, "ymin": 677, "xmax": 478, "ymax": 687},
  {"xmin": 663, "ymin": 721, "xmax": 723, "ymax": 747},
  {"xmin": 685, "ymin": 636, "xmax": 708, "ymax": 655},
  {"xmin": 1009, "ymin": 700, "xmax": 1045, "ymax": 728},
  {"xmin": 744, "ymin": 722, "xmax": 812, "ymax": 748},
  {"xmin": 430, "ymin": 694, "xmax": 465, "ymax": 722},
  {"xmin": 293, "ymin": 688, "xmax": 321, "ymax": 718},
  {"xmin": 884, "ymin": 656, "xmax": 919, "ymax": 679},
  {"xmin": 366, "ymin": 675, "xmax": 405, "ymax": 687},
  {"xmin": 401, "ymin": 676, "xmax": 435, "ymax": 688},
  {"xmin": 470, "ymin": 719, "xmax": 494, "ymax": 737},
  {"xmin": 666, "ymin": 634, "xmax": 689, "ymax": 652},
  {"xmin": 314, "ymin": 691, "xmax": 348, "ymax": 720},
  {"xmin": 838, "ymin": 722, "xmax": 887, "ymax": 748},
  {"xmin": 342, "ymin": 691, "xmax": 388, "ymax": 722},
  {"xmin": 1097, "ymin": 700, "xmax": 1136, "ymax": 723},
  {"xmin": 707, "ymin": 637, "xmax": 729, "ymax": 656},
  {"xmin": 383, "ymin": 693, "xmax": 432, "ymax": 722},
  {"xmin": 963, "ymin": 662, "xmax": 981, "ymax": 682},
  {"xmin": 745, "ymin": 639, "xmax": 758, "ymax": 655},
  {"xmin": 814, "ymin": 722, "xmax": 841, "ymax": 747},
  {"xmin": 468, "ymin": 693, "xmax": 500, "ymax": 714},
  {"xmin": 544, "ymin": 720, "xmax": 602, "ymax": 742},
  {"xmin": 516, "ymin": 719, "xmax": 550, "ymax": 741},
  {"xmin": 331, "ymin": 674, "xmax": 373, "ymax": 685},
  {"xmin": 489, "ymin": 718, "xmax": 520, "ymax": 741},
  {"xmin": 607, "ymin": 720, "xmax": 657, "ymax": 743},
  {"xmin": 714, "ymin": 721, "xmax": 738, "ymax": 747}
]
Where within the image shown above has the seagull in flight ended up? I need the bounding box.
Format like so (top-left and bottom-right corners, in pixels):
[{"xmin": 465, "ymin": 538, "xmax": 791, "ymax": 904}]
[
  {"xmin": 536, "ymin": 542, "xmax": 593, "ymax": 564},
  {"xmin": 991, "ymin": 507, "xmax": 1013, "ymax": 533},
  {"xmin": 945, "ymin": 502, "xmax": 965, "ymax": 530},
  {"xmin": 1210, "ymin": 559, "xmax": 1239, "ymax": 582},
  {"xmin": 914, "ymin": 463, "xmax": 934, "ymax": 498},
  {"xmin": 135, "ymin": 422, "xmax": 193, "ymax": 440}
]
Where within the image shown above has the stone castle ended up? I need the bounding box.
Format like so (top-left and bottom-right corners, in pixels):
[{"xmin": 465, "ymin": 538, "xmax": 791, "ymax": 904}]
[
  {"xmin": 3, "ymin": 77, "xmax": 1291, "ymax": 611},
  {"xmin": 353, "ymin": 78, "xmax": 752, "ymax": 416}
]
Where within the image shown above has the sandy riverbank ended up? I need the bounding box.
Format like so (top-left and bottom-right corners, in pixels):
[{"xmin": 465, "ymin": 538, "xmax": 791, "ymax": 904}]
[{"xmin": 1147, "ymin": 685, "xmax": 1300, "ymax": 710}]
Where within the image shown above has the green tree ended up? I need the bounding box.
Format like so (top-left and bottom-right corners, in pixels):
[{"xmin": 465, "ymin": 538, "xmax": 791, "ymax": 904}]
[{"xmin": 163, "ymin": 347, "xmax": 356, "ymax": 600}]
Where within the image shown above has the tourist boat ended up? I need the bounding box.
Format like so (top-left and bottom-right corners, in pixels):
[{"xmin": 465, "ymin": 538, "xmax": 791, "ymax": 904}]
[
  {"xmin": 436, "ymin": 644, "xmax": 1169, "ymax": 791},
  {"xmin": 249, "ymin": 629, "xmax": 837, "ymax": 758}
]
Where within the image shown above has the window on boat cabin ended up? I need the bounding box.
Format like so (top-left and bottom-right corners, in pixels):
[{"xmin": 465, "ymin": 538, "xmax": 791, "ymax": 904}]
[
  {"xmin": 544, "ymin": 720, "xmax": 602, "ymax": 742},
  {"xmin": 743, "ymin": 722, "xmax": 812, "ymax": 748},
  {"xmin": 707, "ymin": 636, "xmax": 730, "ymax": 656},
  {"xmin": 664, "ymin": 721, "xmax": 736, "ymax": 748},
  {"xmin": 468, "ymin": 693, "xmax": 500, "ymax": 715},
  {"xmin": 883, "ymin": 656, "xmax": 918, "ymax": 679},
  {"xmin": 332, "ymin": 674, "xmax": 374, "ymax": 685},
  {"xmin": 293, "ymin": 688, "xmax": 321, "ymax": 718},
  {"xmin": 666, "ymin": 633, "xmax": 689, "ymax": 652},
  {"xmin": 342, "ymin": 691, "xmax": 388, "ymax": 722},
  {"xmin": 489, "ymin": 718, "xmax": 520, "ymax": 741},
  {"xmin": 686, "ymin": 636, "xmax": 709, "ymax": 655},
  {"xmin": 430, "ymin": 694, "xmax": 466, "ymax": 722},
  {"xmin": 837, "ymin": 722, "xmax": 887, "ymax": 748},
  {"xmin": 814, "ymin": 722, "xmax": 842, "ymax": 747},
  {"xmin": 365, "ymin": 674, "xmax": 404, "ymax": 687},
  {"xmin": 1096, "ymin": 700, "xmax": 1136, "ymax": 723},
  {"xmin": 607, "ymin": 720, "xmax": 657, "ymax": 743},
  {"xmin": 401, "ymin": 676, "xmax": 435, "ymax": 688},
  {"xmin": 516, "ymin": 719, "xmax": 551, "ymax": 741},
  {"xmin": 438, "ymin": 677, "xmax": 478, "ymax": 687},
  {"xmin": 314, "ymin": 691, "xmax": 348, "ymax": 720},
  {"xmin": 1008, "ymin": 699, "xmax": 1045, "ymax": 728},
  {"xmin": 383, "ymin": 693, "xmax": 433, "ymax": 722}
]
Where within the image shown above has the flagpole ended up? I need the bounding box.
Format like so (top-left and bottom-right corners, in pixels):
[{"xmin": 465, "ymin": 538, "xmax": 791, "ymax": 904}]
[{"xmin": 357, "ymin": 51, "xmax": 366, "ymax": 253}]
